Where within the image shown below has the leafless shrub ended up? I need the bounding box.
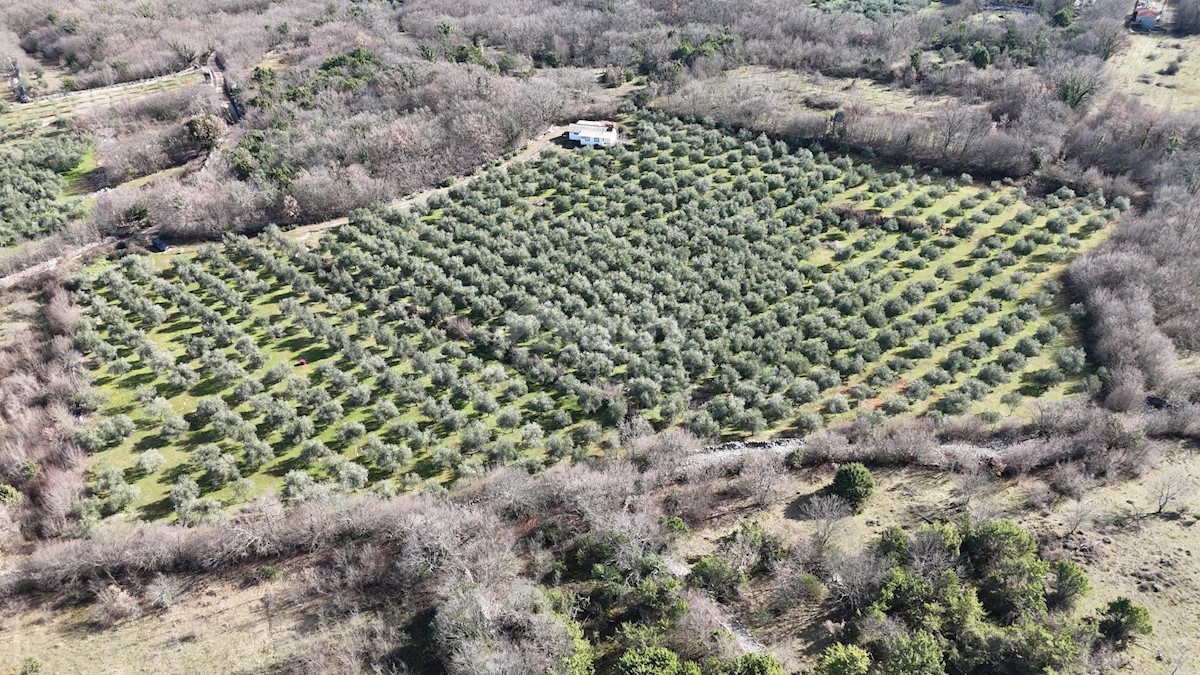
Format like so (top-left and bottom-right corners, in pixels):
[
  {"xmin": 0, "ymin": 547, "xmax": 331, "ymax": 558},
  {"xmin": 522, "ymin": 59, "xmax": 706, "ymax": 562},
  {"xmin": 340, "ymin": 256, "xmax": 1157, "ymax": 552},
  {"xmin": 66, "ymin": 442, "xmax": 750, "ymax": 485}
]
[
  {"xmin": 738, "ymin": 452, "xmax": 785, "ymax": 506},
  {"xmin": 1000, "ymin": 437, "xmax": 1071, "ymax": 475},
  {"xmin": 26, "ymin": 466, "xmax": 86, "ymax": 538},
  {"xmin": 1062, "ymin": 499, "xmax": 1096, "ymax": 537},
  {"xmin": 936, "ymin": 415, "xmax": 993, "ymax": 444},
  {"xmin": 589, "ymin": 508, "xmax": 665, "ymax": 582},
  {"xmin": 908, "ymin": 529, "xmax": 956, "ymax": 582},
  {"xmin": 858, "ymin": 420, "xmax": 938, "ymax": 465},
  {"xmin": 395, "ymin": 501, "xmax": 519, "ymax": 590},
  {"xmin": 800, "ymin": 495, "xmax": 852, "ymax": 550},
  {"xmin": 89, "ymin": 583, "xmax": 142, "ymax": 628},
  {"xmin": 630, "ymin": 427, "xmax": 702, "ymax": 471},
  {"xmin": 474, "ymin": 467, "xmax": 544, "ymax": 521},
  {"xmin": 668, "ymin": 590, "xmax": 740, "ymax": 661},
  {"xmin": 0, "ymin": 504, "xmax": 21, "ymax": 552},
  {"xmin": 1144, "ymin": 403, "xmax": 1200, "ymax": 438},
  {"xmin": 951, "ymin": 466, "xmax": 995, "ymax": 510},
  {"xmin": 432, "ymin": 581, "xmax": 580, "ymax": 675},
  {"xmin": 825, "ymin": 550, "xmax": 890, "ymax": 612},
  {"xmin": 143, "ymin": 574, "xmax": 184, "ymax": 611},
  {"xmin": 1082, "ymin": 643, "xmax": 1133, "ymax": 674},
  {"xmin": 44, "ymin": 289, "xmax": 82, "ymax": 337},
  {"xmin": 288, "ymin": 609, "xmax": 405, "ymax": 675},
  {"xmin": 854, "ymin": 611, "xmax": 907, "ymax": 659},
  {"xmin": 804, "ymin": 429, "xmax": 851, "ymax": 464},
  {"xmin": 1105, "ymin": 366, "xmax": 1147, "ymax": 412},
  {"xmin": 1026, "ymin": 483, "xmax": 1058, "ymax": 514},
  {"xmin": 1149, "ymin": 473, "xmax": 1194, "ymax": 515},
  {"xmin": 1047, "ymin": 463, "xmax": 1093, "ymax": 501},
  {"xmin": 664, "ymin": 482, "xmax": 717, "ymax": 525}
]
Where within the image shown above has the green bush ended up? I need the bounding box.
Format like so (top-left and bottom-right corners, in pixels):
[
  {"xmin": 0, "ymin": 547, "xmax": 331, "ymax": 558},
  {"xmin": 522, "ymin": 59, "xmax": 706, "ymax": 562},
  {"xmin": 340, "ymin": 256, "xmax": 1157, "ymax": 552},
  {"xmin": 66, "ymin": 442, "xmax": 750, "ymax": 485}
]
[
  {"xmin": 0, "ymin": 483, "xmax": 20, "ymax": 504},
  {"xmin": 1099, "ymin": 597, "xmax": 1152, "ymax": 648},
  {"xmin": 613, "ymin": 647, "xmax": 694, "ymax": 675},
  {"xmin": 886, "ymin": 630, "xmax": 945, "ymax": 675},
  {"xmin": 829, "ymin": 462, "xmax": 874, "ymax": 513},
  {"xmin": 816, "ymin": 643, "xmax": 871, "ymax": 675},
  {"xmin": 726, "ymin": 653, "xmax": 785, "ymax": 675},
  {"xmin": 687, "ymin": 555, "xmax": 744, "ymax": 601},
  {"xmin": 1049, "ymin": 559, "xmax": 1090, "ymax": 611}
]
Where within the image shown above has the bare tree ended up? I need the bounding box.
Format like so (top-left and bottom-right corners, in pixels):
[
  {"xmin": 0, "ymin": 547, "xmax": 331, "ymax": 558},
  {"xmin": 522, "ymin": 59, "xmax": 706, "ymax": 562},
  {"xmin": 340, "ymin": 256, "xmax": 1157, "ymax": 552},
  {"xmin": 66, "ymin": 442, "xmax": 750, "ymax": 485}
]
[
  {"xmin": 1090, "ymin": 18, "xmax": 1130, "ymax": 60},
  {"xmin": 825, "ymin": 551, "xmax": 890, "ymax": 612},
  {"xmin": 1150, "ymin": 473, "xmax": 1194, "ymax": 515},
  {"xmin": 929, "ymin": 103, "xmax": 990, "ymax": 162},
  {"xmin": 908, "ymin": 529, "xmax": 956, "ymax": 581},
  {"xmin": 741, "ymin": 452, "xmax": 785, "ymax": 506},
  {"xmin": 800, "ymin": 494, "xmax": 852, "ymax": 549},
  {"xmin": 952, "ymin": 465, "xmax": 994, "ymax": 509},
  {"xmin": 1063, "ymin": 498, "xmax": 1096, "ymax": 537}
]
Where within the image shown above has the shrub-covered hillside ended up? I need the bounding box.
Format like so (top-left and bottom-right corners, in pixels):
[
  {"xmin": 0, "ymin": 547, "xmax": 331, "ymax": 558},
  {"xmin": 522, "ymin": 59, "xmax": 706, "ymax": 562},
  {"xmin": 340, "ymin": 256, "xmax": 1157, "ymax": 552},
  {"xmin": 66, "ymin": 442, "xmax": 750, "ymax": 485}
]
[{"xmin": 72, "ymin": 114, "xmax": 1116, "ymax": 522}]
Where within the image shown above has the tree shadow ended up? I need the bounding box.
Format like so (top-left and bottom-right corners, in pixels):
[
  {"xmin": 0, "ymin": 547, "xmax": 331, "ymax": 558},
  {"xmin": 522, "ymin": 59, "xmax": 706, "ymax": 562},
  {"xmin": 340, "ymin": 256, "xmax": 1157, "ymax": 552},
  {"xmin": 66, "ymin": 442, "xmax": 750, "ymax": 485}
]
[
  {"xmin": 160, "ymin": 319, "xmax": 198, "ymax": 335},
  {"xmin": 133, "ymin": 433, "xmax": 169, "ymax": 452},
  {"xmin": 159, "ymin": 462, "xmax": 194, "ymax": 486},
  {"xmin": 121, "ymin": 370, "xmax": 158, "ymax": 389},
  {"xmin": 190, "ymin": 377, "xmax": 234, "ymax": 398},
  {"xmin": 139, "ymin": 497, "xmax": 175, "ymax": 521},
  {"xmin": 410, "ymin": 455, "xmax": 442, "ymax": 479},
  {"xmin": 784, "ymin": 485, "xmax": 829, "ymax": 521},
  {"xmin": 266, "ymin": 453, "xmax": 306, "ymax": 478},
  {"xmin": 391, "ymin": 607, "xmax": 440, "ymax": 673}
]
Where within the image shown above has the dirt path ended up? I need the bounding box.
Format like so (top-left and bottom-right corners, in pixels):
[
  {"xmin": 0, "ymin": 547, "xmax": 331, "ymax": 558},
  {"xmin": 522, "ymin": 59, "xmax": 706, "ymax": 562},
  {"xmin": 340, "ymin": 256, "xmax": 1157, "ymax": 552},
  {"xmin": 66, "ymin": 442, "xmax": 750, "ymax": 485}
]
[
  {"xmin": 0, "ymin": 124, "xmax": 570, "ymax": 286},
  {"xmin": 0, "ymin": 240, "xmax": 111, "ymax": 290},
  {"xmin": 2, "ymin": 69, "xmax": 205, "ymax": 128},
  {"xmin": 289, "ymin": 124, "xmax": 568, "ymax": 243}
]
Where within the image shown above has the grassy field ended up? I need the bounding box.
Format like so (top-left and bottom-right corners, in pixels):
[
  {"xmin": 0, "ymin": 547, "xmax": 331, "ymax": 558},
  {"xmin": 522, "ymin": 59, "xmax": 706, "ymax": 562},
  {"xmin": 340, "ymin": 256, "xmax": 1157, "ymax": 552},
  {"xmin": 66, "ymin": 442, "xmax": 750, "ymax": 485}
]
[
  {"xmin": 670, "ymin": 65, "xmax": 948, "ymax": 117},
  {"xmin": 1108, "ymin": 33, "xmax": 1200, "ymax": 112},
  {"xmin": 75, "ymin": 114, "xmax": 1118, "ymax": 522}
]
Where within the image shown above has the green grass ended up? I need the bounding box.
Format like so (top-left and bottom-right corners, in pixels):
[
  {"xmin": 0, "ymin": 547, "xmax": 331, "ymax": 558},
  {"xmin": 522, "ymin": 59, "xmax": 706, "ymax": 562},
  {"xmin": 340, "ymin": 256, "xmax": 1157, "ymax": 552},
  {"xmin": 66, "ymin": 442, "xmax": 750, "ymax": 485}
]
[{"xmin": 61, "ymin": 145, "xmax": 99, "ymax": 197}]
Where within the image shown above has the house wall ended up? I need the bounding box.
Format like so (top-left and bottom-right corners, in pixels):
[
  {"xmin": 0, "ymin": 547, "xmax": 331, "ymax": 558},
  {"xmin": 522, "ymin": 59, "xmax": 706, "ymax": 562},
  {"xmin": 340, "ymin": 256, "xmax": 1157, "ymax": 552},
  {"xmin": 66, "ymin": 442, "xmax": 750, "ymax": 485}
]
[{"xmin": 568, "ymin": 130, "xmax": 616, "ymax": 146}]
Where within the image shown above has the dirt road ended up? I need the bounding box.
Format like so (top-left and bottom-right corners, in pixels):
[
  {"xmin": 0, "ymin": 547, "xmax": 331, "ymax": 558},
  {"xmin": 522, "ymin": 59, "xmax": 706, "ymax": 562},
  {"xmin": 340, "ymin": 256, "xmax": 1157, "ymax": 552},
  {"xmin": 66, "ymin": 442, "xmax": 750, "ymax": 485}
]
[{"xmin": 289, "ymin": 124, "xmax": 568, "ymax": 242}]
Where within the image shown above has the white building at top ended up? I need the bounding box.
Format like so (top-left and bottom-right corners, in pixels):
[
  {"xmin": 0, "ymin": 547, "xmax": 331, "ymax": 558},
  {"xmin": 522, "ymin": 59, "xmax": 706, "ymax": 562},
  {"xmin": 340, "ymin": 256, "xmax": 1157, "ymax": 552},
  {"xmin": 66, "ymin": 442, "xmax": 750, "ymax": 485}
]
[{"xmin": 567, "ymin": 120, "xmax": 619, "ymax": 147}]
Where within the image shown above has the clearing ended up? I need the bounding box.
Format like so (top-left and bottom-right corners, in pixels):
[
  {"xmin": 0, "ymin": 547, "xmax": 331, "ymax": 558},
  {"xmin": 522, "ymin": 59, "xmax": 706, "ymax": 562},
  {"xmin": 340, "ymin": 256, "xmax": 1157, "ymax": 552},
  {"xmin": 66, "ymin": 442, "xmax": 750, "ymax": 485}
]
[{"xmin": 1108, "ymin": 33, "xmax": 1200, "ymax": 112}]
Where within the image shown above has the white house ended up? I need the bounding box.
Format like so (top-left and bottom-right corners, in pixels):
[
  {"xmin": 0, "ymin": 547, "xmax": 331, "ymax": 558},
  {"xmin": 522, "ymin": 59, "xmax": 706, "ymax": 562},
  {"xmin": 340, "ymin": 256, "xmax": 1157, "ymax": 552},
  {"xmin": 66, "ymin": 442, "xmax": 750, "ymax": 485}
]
[{"xmin": 567, "ymin": 120, "xmax": 619, "ymax": 147}]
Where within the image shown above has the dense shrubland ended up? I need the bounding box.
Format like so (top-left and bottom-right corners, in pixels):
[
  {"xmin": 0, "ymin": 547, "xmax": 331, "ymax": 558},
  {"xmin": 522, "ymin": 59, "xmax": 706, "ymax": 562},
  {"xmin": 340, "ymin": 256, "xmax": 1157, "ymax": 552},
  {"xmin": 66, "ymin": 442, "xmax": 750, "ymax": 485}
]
[
  {"xmin": 79, "ymin": 85, "xmax": 226, "ymax": 187},
  {"xmin": 0, "ymin": 279, "xmax": 93, "ymax": 543},
  {"xmin": 89, "ymin": 45, "xmax": 584, "ymax": 240}
]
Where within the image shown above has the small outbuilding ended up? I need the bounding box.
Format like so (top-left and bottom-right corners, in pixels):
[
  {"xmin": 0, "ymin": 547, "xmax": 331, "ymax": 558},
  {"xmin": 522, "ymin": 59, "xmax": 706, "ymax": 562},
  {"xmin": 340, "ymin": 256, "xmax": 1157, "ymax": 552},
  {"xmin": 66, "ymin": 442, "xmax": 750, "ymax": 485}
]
[
  {"xmin": 567, "ymin": 120, "xmax": 619, "ymax": 147},
  {"xmin": 1133, "ymin": 5, "xmax": 1160, "ymax": 29}
]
